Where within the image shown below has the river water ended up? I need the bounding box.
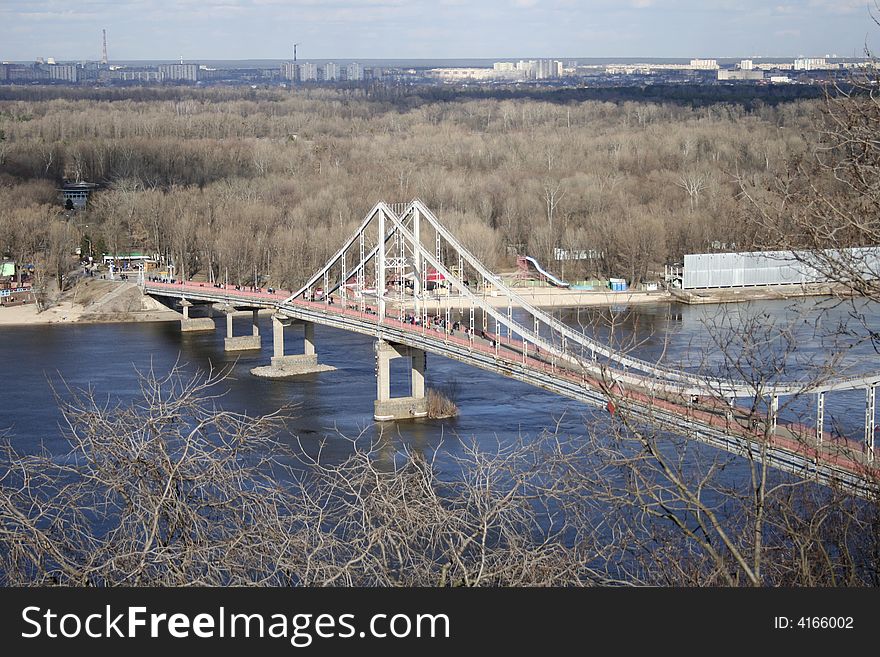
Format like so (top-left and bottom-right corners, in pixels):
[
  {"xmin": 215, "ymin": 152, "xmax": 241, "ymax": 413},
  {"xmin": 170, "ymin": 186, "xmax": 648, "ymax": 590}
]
[{"xmin": 2, "ymin": 297, "xmax": 878, "ymax": 480}]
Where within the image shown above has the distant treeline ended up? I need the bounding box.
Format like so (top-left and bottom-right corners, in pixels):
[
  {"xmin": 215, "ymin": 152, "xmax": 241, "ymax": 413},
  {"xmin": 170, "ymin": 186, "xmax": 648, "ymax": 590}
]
[
  {"xmin": 0, "ymin": 81, "xmax": 833, "ymax": 109},
  {"xmin": 380, "ymin": 83, "xmax": 830, "ymax": 109}
]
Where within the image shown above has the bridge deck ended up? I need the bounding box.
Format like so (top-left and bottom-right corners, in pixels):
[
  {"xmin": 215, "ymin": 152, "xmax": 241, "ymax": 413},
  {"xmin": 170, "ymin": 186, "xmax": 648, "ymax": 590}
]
[{"xmin": 144, "ymin": 280, "xmax": 880, "ymax": 496}]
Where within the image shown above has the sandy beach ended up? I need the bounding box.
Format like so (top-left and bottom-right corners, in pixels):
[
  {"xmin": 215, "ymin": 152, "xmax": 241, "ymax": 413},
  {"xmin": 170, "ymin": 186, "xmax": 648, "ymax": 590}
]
[{"xmin": 0, "ymin": 279, "xmax": 181, "ymax": 327}]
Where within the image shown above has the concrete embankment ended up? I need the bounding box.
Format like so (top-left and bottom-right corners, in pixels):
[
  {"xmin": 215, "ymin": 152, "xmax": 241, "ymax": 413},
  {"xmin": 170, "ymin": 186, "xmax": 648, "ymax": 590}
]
[
  {"xmin": 395, "ymin": 287, "xmax": 672, "ymax": 310},
  {"xmin": 397, "ymin": 282, "xmax": 848, "ymax": 311},
  {"xmin": 670, "ymin": 282, "xmax": 845, "ymax": 305}
]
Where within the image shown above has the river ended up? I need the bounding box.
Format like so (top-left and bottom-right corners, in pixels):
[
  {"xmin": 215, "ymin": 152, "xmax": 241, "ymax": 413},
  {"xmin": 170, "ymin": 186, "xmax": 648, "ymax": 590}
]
[{"xmin": 2, "ymin": 297, "xmax": 878, "ymax": 480}]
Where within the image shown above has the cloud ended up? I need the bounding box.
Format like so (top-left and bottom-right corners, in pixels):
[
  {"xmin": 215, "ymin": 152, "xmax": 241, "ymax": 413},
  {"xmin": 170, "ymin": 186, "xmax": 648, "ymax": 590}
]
[
  {"xmin": 0, "ymin": 0, "xmax": 875, "ymax": 60},
  {"xmin": 809, "ymin": 0, "xmax": 866, "ymax": 13}
]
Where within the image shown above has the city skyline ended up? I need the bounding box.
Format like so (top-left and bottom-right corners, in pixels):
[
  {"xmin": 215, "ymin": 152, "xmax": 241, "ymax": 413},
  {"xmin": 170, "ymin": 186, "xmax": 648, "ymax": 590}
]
[{"xmin": 0, "ymin": 0, "xmax": 876, "ymax": 62}]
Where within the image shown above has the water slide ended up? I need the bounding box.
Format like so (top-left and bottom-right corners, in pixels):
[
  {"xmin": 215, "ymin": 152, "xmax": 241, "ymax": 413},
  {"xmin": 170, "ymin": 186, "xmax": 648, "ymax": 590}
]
[{"xmin": 523, "ymin": 256, "xmax": 570, "ymax": 288}]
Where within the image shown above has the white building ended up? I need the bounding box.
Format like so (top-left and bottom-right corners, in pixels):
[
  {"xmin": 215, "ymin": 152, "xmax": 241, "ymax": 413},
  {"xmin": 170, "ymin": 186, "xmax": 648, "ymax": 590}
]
[
  {"xmin": 427, "ymin": 67, "xmax": 496, "ymax": 81},
  {"xmin": 298, "ymin": 62, "xmax": 318, "ymax": 81},
  {"xmin": 739, "ymin": 59, "xmax": 753, "ymax": 71},
  {"xmin": 118, "ymin": 70, "xmax": 161, "ymax": 82},
  {"xmin": 718, "ymin": 69, "xmax": 763, "ymax": 81},
  {"xmin": 281, "ymin": 61, "xmax": 296, "ymax": 80},
  {"xmin": 755, "ymin": 62, "xmax": 793, "ymax": 71},
  {"xmin": 794, "ymin": 57, "xmax": 828, "ymax": 71},
  {"xmin": 48, "ymin": 64, "xmax": 77, "ymax": 82},
  {"xmin": 159, "ymin": 63, "xmax": 198, "ymax": 82},
  {"xmin": 323, "ymin": 62, "xmax": 338, "ymax": 81},
  {"xmin": 346, "ymin": 62, "xmax": 363, "ymax": 81},
  {"xmin": 535, "ymin": 59, "xmax": 553, "ymax": 79},
  {"xmin": 513, "ymin": 59, "xmax": 562, "ymax": 79},
  {"xmin": 689, "ymin": 58, "xmax": 719, "ymax": 70}
]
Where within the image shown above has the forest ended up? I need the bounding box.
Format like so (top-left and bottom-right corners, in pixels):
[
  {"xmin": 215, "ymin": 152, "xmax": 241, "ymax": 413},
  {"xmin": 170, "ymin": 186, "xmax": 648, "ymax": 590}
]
[{"xmin": 0, "ymin": 84, "xmax": 827, "ymax": 291}]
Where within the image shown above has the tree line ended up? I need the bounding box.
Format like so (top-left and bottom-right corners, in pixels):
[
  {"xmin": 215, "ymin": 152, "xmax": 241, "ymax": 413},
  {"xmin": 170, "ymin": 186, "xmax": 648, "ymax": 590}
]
[{"xmin": 0, "ymin": 85, "xmax": 820, "ymax": 289}]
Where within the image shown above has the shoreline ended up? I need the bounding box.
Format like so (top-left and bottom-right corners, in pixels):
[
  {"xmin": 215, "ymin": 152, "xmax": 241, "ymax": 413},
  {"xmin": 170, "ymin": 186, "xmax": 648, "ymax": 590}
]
[
  {"xmin": 391, "ymin": 282, "xmax": 842, "ymax": 310},
  {"xmin": 0, "ymin": 280, "xmax": 848, "ymax": 329},
  {"xmin": 394, "ymin": 288, "xmax": 671, "ymax": 310},
  {"xmin": 0, "ymin": 279, "xmax": 181, "ymax": 327},
  {"xmin": 0, "ymin": 303, "xmax": 182, "ymax": 327}
]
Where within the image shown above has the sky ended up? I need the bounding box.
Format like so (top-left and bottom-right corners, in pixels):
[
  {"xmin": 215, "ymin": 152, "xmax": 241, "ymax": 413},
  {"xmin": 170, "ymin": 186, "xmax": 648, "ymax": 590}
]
[{"xmin": 0, "ymin": 0, "xmax": 877, "ymax": 62}]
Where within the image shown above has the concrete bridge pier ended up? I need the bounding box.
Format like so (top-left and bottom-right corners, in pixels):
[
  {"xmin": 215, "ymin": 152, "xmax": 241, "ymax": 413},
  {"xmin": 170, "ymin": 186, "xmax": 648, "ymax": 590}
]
[
  {"xmin": 251, "ymin": 317, "xmax": 335, "ymax": 377},
  {"xmin": 179, "ymin": 298, "xmax": 214, "ymax": 332},
  {"xmin": 271, "ymin": 317, "xmax": 318, "ymax": 369},
  {"xmin": 224, "ymin": 306, "xmax": 262, "ymax": 351},
  {"xmin": 374, "ymin": 339, "xmax": 427, "ymax": 421}
]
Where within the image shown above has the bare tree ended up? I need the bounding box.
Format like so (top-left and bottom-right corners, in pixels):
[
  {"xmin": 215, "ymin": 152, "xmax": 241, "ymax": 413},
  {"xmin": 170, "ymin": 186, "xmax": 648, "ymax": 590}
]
[
  {"xmin": 0, "ymin": 364, "xmax": 615, "ymax": 586},
  {"xmin": 587, "ymin": 304, "xmax": 880, "ymax": 586},
  {"xmin": 541, "ymin": 179, "xmax": 566, "ymax": 231},
  {"xmin": 677, "ymin": 171, "xmax": 708, "ymax": 211},
  {"xmin": 742, "ymin": 72, "xmax": 880, "ymax": 303}
]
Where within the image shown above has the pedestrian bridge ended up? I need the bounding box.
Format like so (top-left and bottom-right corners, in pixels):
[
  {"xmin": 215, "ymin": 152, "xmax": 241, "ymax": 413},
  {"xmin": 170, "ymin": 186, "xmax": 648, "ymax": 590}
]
[{"xmin": 142, "ymin": 200, "xmax": 880, "ymax": 498}]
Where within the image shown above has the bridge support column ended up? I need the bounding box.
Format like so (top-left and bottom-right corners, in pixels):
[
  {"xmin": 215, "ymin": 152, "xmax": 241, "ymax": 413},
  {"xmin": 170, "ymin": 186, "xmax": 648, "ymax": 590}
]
[
  {"xmin": 273, "ymin": 315, "xmax": 285, "ymax": 359},
  {"xmin": 251, "ymin": 318, "xmax": 334, "ymax": 378},
  {"xmin": 304, "ymin": 320, "xmax": 316, "ymax": 357},
  {"xmin": 866, "ymin": 385, "xmax": 875, "ymax": 461},
  {"xmin": 179, "ymin": 298, "xmax": 214, "ymax": 332},
  {"xmin": 374, "ymin": 340, "xmax": 428, "ymax": 421},
  {"xmin": 770, "ymin": 394, "xmax": 779, "ymax": 434},
  {"xmin": 412, "ymin": 348, "xmax": 425, "ymax": 400},
  {"xmin": 224, "ymin": 306, "xmax": 261, "ymax": 351}
]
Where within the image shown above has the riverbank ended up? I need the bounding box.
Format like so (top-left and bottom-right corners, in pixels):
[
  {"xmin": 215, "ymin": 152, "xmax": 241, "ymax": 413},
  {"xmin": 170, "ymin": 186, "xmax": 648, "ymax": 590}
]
[
  {"xmin": 669, "ymin": 282, "xmax": 846, "ymax": 305},
  {"xmin": 0, "ymin": 279, "xmax": 180, "ymax": 327},
  {"xmin": 1, "ymin": 278, "xmax": 851, "ymax": 329},
  {"xmin": 421, "ymin": 281, "xmax": 848, "ymax": 309},
  {"xmin": 395, "ymin": 286, "xmax": 671, "ymax": 310}
]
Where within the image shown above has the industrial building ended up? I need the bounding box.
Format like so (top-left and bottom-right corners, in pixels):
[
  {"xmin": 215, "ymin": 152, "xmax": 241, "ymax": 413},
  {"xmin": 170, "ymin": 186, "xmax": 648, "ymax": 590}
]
[{"xmin": 679, "ymin": 247, "xmax": 880, "ymax": 289}]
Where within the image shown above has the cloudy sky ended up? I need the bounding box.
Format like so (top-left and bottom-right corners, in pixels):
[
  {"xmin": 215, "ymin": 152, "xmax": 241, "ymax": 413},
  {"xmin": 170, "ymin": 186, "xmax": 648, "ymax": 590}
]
[{"xmin": 1, "ymin": 0, "xmax": 876, "ymax": 62}]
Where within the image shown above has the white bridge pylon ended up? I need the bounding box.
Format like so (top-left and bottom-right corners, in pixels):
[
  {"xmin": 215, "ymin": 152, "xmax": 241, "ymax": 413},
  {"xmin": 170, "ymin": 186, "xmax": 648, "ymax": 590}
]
[{"xmin": 284, "ymin": 199, "xmax": 880, "ymax": 401}]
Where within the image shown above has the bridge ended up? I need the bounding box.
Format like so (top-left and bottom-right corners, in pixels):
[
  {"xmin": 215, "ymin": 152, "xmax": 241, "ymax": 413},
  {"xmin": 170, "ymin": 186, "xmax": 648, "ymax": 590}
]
[{"xmin": 142, "ymin": 200, "xmax": 880, "ymax": 498}]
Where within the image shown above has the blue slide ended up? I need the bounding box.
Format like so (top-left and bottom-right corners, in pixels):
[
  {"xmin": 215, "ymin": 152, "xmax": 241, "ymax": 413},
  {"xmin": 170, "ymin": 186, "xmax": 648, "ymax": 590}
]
[{"xmin": 523, "ymin": 256, "xmax": 570, "ymax": 288}]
